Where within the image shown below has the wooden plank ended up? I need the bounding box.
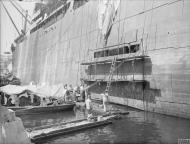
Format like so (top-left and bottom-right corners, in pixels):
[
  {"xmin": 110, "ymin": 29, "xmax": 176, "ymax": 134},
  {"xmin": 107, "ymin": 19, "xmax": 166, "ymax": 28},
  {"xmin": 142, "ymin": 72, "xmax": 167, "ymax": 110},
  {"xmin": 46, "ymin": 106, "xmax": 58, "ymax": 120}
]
[{"xmin": 30, "ymin": 119, "xmax": 112, "ymax": 143}]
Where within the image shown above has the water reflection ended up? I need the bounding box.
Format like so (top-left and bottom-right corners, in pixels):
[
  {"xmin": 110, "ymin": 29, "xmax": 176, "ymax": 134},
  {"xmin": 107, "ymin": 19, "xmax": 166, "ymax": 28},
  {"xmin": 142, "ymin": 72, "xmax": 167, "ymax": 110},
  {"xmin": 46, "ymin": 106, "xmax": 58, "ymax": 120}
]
[
  {"xmin": 19, "ymin": 105, "xmax": 190, "ymax": 144},
  {"xmin": 21, "ymin": 110, "xmax": 77, "ymax": 128},
  {"xmin": 73, "ymin": 106, "xmax": 86, "ymax": 120}
]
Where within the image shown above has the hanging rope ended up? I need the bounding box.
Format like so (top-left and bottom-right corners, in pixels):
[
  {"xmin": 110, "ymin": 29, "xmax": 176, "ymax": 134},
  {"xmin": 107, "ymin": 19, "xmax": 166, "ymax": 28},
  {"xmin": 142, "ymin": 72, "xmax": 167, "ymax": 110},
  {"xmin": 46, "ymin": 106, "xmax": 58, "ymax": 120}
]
[
  {"xmin": 113, "ymin": 0, "xmax": 122, "ymax": 97},
  {"xmin": 76, "ymin": 5, "xmax": 84, "ymax": 84},
  {"xmin": 141, "ymin": 0, "xmax": 147, "ymax": 111},
  {"xmin": 86, "ymin": 2, "xmax": 91, "ymax": 58},
  {"xmin": 1, "ymin": 1, "xmax": 21, "ymax": 36},
  {"xmin": 9, "ymin": 0, "xmax": 32, "ymax": 24},
  {"xmin": 83, "ymin": 2, "xmax": 91, "ymax": 81},
  {"xmin": 13, "ymin": 0, "xmax": 32, "ymax": 20},
  {"xmin": 143, "ymin": 0, "xmax": 155, "ymax": 111},
  {"xmin": 146, "ymin": 0, "xmax": 155, "ymax": 53},
  {"xmin": 141, "ymin": 0, "xmax": 146, "ymax": 54},
  {"xmin": 94, "ymin": 5, "xmax": 101, "ymax": 82},
  {"xmin": 120, "ymin": 0, "xmax": 129, "ymax": 108}
]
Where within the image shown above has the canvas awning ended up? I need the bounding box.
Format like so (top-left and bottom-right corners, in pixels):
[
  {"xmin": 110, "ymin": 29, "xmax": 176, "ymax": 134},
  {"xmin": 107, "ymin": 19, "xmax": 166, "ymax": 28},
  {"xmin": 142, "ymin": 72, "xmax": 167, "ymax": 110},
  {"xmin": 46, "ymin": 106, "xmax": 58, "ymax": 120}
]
[{"xmin": 0, "ymin": 84, "xmax": 66, "ymax": 98}]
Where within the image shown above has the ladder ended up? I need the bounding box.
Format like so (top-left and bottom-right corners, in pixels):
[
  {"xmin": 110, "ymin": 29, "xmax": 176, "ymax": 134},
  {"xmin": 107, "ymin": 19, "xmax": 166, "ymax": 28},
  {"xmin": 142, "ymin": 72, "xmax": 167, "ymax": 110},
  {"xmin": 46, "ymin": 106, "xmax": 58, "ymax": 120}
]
[{"xmin": 105, "ymin": 57, "xmax": 117, "ymax": 92}]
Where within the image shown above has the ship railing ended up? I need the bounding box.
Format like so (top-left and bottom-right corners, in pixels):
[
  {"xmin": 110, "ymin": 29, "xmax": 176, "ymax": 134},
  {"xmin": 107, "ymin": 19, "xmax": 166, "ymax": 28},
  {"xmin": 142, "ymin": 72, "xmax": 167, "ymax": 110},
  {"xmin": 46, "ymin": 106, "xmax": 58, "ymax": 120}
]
[
  {"xmin": 82, "ymin": 41, "xmax": 145, "ymax": 65},
  {"xmin": 30, "ymin": 2, "xmax": 70, "ymax": 34},
  {"xmin": 82, "ymin": 74, "xmax": 145, "ymax": 82},
  {"xmin": 81, "ymin": 54, "xmax": 148, "ymax": 65}
]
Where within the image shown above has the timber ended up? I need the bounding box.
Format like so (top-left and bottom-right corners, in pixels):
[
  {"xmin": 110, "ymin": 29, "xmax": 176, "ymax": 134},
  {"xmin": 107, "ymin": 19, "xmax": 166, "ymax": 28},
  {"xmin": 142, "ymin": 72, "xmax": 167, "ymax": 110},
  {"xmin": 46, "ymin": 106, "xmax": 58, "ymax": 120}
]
[{"xmin": 28, "ymin": 115, "xmax": 118, "ymax": 143}]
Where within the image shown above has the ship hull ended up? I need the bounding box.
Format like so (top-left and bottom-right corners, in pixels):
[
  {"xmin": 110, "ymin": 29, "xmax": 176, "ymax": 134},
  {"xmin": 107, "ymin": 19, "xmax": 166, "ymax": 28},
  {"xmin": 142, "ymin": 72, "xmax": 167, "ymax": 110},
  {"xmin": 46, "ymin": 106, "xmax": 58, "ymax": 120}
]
[
  {"xmin": 13, "ymin": 0, "xmax": 190, "ymax": 118},
  {"xmin": 87, "ymin": 45, "xmax": 190, "ymax": 119}
]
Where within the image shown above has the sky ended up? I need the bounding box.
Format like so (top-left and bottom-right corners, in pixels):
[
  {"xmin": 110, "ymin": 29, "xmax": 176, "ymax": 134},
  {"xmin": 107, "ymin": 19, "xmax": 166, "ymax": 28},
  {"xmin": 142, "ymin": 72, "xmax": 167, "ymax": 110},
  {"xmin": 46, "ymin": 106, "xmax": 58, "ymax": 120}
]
[{"xmin": 0, "ymin": 0, "xmax": 35, "ymax": 54}]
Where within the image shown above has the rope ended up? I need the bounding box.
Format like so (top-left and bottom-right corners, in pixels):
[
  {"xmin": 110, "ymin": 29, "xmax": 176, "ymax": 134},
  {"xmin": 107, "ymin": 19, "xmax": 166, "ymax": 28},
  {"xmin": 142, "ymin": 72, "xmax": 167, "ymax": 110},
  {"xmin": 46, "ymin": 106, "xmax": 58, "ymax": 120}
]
[
  {"xmin": 83, "ymin": 2, "xmax": 91, "ymax": 80},
  {"xmin": 1, "ymin": 1, "xmax": 21, "ymax": 36},
  {"xmin": 94, "ymin": 4, "xmax": 101, "ymax": 82},
  {"xmin": 13, "ymin": 0, "xmax": 32, "ymax": 20},
  {"xmin": 86, "ymin": 3, "xmax": 91, "ymax": 58},
  {"xmin": 9, "ymin": 0, "xmax": 32, "ymax": 24},
  {"xmin": 109, "ymin": 0, "xmax": 122, "ymax": 95},
  {"xmin": 76, "ymin": 6, "xmax": 84, "ymax": 84},
  {"xmin": 146, "ymin": 0, "xmax": 155, "ymax": 52},
  {"xmin": 120, "ymin": 1, "xmax": 129, "ymax": 108},
  {"xmin": 142, "ymin": 0, "xmax": 146, "ymax": 111},
  {"xmin": 113, "ymin": 0, "xmax": 182, "ymax": 24}
]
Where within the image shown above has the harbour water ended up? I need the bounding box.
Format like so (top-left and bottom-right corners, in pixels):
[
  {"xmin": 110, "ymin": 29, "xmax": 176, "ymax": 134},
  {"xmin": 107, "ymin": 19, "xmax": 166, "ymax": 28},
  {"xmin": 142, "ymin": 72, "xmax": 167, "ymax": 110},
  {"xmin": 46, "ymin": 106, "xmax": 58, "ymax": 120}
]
[{"xmin": 20, "ymin": 105, "xmax": 190, "ymax": 144}]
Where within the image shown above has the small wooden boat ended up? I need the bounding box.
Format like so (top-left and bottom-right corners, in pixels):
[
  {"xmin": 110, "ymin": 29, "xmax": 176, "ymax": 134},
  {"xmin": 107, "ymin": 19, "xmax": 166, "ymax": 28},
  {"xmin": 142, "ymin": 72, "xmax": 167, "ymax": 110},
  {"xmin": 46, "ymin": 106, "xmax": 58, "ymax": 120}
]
[
  {"xmin": 27, "ymin": 115, "xmax": 117, "ymax": 143},
  {"xmin": 11, "ymin": 103, "xmax": 75, "ymax": 116},
  {"xmin": 7, "ymin": 106, "xmax": 26, "ymax": 111}
]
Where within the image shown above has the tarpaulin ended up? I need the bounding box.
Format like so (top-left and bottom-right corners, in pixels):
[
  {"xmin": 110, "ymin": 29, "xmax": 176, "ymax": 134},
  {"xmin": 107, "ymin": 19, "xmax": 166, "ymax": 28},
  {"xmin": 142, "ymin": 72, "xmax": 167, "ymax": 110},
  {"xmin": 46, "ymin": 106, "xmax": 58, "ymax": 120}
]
[
  {"xmin": 0, "ymin": 85, "xmax": 27, "ymax": 95},
  {"xmin": 0, "ymin": 84, "xmax": 66, "ymax": 98}
]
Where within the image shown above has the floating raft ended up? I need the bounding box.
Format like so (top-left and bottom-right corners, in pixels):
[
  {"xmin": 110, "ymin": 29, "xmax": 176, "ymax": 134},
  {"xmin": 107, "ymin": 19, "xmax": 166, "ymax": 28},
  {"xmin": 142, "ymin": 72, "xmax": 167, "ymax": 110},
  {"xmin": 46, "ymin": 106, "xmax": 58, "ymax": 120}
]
[
  {"xmin": 13, "ymin": 103, "xmax": 75, "ymax": 116},
  {"xmin": 27, "ymin": 115, "xmax": 118, "ymax": 143}
]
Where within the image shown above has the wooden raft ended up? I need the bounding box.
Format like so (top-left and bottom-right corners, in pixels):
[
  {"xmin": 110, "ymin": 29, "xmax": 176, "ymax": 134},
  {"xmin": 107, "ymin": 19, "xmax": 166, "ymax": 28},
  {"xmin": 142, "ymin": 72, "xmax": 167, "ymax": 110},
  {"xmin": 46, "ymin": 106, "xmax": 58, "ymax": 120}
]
[{"xmin": 27, "ymin": 115, "xmax": 118, "ymax": 143}]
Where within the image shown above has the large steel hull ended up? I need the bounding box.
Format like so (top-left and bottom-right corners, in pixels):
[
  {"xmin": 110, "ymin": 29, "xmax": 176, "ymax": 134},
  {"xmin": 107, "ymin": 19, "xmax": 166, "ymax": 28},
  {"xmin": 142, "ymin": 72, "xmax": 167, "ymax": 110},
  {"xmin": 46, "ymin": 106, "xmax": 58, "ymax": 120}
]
[{"xmin": 13, "ymin": 0, "xmax": 190, "ymax": 118}]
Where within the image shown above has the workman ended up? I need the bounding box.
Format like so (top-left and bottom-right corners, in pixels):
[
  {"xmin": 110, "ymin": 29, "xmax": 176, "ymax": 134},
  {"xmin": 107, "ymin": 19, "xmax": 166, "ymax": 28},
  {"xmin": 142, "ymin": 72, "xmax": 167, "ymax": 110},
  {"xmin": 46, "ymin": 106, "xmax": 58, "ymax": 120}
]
[
  {"xmin": 85, "ymin": 94, "xmax": 92, "ymax": 115},
  {"xmin": 15, "ymin": 95, "xmax": 20, "ymax": 107},
  {"xmin": 80, "ymin": 84, "xmax": 85, "ymax": 102},
  {"xmin": 41, "ymin": 97, "xmax": 47, "ymax": 107},
  {"xmin": 102, "ymin": 91, "xmax": 109, "ymax": 112}
]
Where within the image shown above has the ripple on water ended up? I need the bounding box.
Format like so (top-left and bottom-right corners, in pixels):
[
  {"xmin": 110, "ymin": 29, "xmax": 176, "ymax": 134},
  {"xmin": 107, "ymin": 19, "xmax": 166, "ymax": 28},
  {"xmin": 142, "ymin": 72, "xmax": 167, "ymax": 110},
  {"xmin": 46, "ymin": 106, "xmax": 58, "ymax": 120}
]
[{"xmin": 19, "ymin": 105, "xmax": 190, "ymax": 144}]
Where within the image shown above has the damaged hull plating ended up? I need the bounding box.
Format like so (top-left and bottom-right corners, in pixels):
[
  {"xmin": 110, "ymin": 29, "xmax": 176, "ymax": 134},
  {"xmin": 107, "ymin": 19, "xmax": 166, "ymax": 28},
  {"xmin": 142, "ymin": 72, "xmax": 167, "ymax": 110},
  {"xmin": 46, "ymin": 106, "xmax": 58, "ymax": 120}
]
[{"xmin": 13, "ymin": 0, "xmax": 190, "ymax": 119}]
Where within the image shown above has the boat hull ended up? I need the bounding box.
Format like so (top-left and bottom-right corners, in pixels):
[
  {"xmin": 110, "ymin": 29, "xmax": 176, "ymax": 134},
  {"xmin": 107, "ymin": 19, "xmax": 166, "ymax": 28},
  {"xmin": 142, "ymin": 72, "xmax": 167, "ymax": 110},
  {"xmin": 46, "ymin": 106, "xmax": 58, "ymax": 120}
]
[{"xmin": 14, "ymin": 104, "xmax": 75, "ymax": 116}]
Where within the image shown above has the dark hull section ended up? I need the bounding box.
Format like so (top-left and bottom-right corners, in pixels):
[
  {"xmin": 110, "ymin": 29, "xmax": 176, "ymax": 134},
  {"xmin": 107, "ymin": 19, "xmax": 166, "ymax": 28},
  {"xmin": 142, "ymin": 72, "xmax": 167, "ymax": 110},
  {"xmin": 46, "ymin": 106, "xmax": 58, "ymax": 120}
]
[{"xmin": 89, "ymin": 46, "xmax": 190, "ymax": 119}]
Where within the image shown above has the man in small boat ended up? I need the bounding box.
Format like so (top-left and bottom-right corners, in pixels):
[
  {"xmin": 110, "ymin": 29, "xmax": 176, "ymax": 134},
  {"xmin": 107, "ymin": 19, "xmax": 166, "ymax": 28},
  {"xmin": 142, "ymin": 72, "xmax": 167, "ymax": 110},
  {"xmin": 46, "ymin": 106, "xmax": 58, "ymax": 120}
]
[
  {"xmin": 80, "ymin": 84, "xmax": 85, "ymax": 102},
  {"xmin": 30, "ymin": 94, "xmax": 34, "ymax": 105},
  {"xmin": 64, "ymin": 84, "xmax": 69, "ymax": 102},
  {"xmin": 73, "ymin": 85, "xmax": 80, "ymax": 102},
  {"xmin": 7, "ymin": 97, "xmax": 14, "ymax": 106},
  {"xmin": 52, "ymin": 99, "xmax": 59, "ymax": 106},
  {"xmin": 15, "ymin": 95, "xmax": 20, "ymax": 107},
  {"xmin": 65, "ymin": 89, "xmax": 70, "ymax": 102},
  {"xmin": 68, "ymin": 84, "xmax": 73, "ymax": 92},
  {"xmin": 41, "ymin": 97, "xmax": 47, "ymax": 107},
  {"xmin": 72, "ymin": 85, "xmax": 77, "ymax": 102}
]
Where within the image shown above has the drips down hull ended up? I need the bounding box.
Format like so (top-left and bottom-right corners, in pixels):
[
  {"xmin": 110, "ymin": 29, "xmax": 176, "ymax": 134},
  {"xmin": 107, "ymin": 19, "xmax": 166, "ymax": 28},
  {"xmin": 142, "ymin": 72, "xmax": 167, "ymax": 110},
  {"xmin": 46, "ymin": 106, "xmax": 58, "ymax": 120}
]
[
  {"xmin": 12, "ymin": 0, "xmax": 190, "ymax": 118},
  {"xmin": 88, "ymin": 46, "xmax": 190, "ymax": 119}
]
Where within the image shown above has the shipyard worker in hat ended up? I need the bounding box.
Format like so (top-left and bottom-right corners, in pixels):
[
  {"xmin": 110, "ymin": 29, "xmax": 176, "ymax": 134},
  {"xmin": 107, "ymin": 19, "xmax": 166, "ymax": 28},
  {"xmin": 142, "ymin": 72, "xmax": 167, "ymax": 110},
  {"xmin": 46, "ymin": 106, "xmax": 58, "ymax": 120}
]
[
  {"xmin": 102, "ymin": 91, "xmax": 109, "ymax": 112},
  {"xmin": 0, "ymin": 96, "xmax": 31, "ymax": 144}
]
